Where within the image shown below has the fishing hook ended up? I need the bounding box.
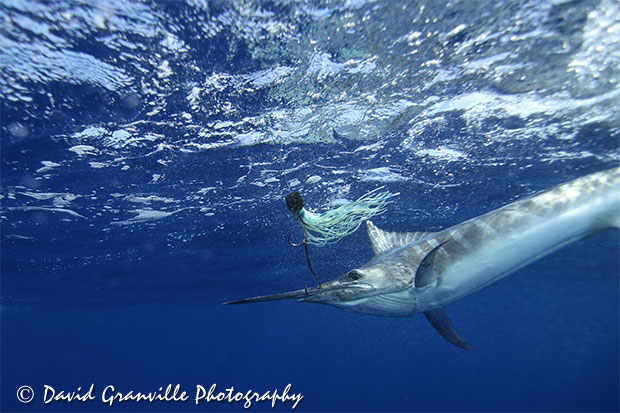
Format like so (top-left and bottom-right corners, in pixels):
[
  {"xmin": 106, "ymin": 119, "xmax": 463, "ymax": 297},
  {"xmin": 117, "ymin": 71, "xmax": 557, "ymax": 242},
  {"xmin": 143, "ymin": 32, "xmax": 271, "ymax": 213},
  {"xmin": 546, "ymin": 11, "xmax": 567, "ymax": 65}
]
[
  {"xmin": 287, "ymin": 231, "xmax": 322, "ymax": 287},
  {"xmin": 287, "ymin": 231, "xmax": 305, "ymax": 247}
]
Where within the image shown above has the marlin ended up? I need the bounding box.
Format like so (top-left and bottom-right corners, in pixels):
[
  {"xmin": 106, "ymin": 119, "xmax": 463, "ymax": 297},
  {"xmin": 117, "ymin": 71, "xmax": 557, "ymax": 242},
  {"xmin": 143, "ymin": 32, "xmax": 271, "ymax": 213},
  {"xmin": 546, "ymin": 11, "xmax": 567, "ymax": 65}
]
[{"xmin": 225, "ymin": 167, "xmax": 620, "ymax": 349}]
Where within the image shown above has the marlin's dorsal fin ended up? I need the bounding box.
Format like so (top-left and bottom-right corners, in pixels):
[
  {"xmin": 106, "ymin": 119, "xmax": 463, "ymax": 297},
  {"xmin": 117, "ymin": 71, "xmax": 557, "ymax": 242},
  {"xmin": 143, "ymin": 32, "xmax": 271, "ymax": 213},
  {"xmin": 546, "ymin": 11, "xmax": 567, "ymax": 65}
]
[{"xmin": 366, "ymin": 221, "xmax": 433, "ymax": 255}]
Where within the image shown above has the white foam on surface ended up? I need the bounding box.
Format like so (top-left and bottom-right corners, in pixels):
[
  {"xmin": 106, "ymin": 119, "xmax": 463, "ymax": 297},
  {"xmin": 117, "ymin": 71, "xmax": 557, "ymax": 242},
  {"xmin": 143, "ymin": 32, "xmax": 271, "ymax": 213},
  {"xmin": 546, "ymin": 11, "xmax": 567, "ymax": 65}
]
[
  {"xmin": 19, "ymin": 191, "xmax": 79, "ymax": 207},
  {"xmin": 36, "ymin": 161, "xmax": 61, "ymax": 173},
  {"xmin": 358, "ymin": 167, "xmax": 407, "ymax": 183},
  {"xmin": 568, "ymin": 0, "xmax": 620, "ymax": 87},
  {"xmin": 305, "ymin": 52, "xmax": 344, "ymax": 82},
  {"xmin": 2, "ymin": 0, "xmax": 618, "ymax": 236},
  {"xmin": 247, "ymin": 66, "xmax": 293, "ymax": 88},
  {"xmin": 425, "ymin": 88, "xmax": 620, "ymax": 124},
  {"xmin": 68, "ymin": 145, "xmax": 98, "ymax": 156},
  {"xmin": 111, "ymin": 208, "xmax": 185, "ymax": 225},
  {"xmin": 74, "ymin": 127, "xmax": 108, "ymax": 140},
  {"xmin": 124, "ymin": 195, "xmax": 178, "ymax": 204},
  {"xmin": 9, "ymin": 206, "xmax": 86, "ymax": 219},
  {"xmin": 417, "ymin": 147, "xmax": 467, "ymax": 162},
  {"xmin": 305, "ymin": 175, "xmax": 322, "ymax": 185}
]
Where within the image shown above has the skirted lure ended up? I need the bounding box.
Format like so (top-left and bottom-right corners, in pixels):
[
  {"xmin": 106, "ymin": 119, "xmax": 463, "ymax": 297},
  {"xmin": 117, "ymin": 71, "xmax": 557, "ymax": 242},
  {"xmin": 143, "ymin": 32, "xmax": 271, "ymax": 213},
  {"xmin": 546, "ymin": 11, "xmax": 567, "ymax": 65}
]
[
  {"xmin": 285, "ymin": 187, "xmax": 398, "ymax": 247},
  {"xmin": 285, "ymin": 187, "xmax": 398, "ymax": 287}
]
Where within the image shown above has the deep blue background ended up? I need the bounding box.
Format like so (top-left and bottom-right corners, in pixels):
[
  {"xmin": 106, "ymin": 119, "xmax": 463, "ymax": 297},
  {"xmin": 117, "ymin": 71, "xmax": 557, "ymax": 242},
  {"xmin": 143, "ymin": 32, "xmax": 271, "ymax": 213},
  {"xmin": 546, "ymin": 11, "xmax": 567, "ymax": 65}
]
[{"xmin": 2, "ymin": 228, "xmax": 618, "ymax": 411}]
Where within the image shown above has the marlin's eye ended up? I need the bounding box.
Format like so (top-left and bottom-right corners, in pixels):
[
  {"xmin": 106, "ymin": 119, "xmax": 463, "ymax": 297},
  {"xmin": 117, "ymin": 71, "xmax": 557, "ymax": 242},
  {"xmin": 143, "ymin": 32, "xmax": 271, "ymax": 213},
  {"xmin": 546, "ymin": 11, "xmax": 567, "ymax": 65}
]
[{"xmin": 345, "ymin": 270, "xmax": 362, "ymax": 281}]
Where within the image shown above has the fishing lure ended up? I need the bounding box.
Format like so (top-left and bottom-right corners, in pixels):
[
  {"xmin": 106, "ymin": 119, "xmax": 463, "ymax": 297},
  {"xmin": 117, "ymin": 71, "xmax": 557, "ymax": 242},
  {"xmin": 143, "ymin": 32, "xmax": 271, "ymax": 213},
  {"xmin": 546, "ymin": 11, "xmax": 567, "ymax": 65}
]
[{"xmin": 285, "ymin": 187, "xmax": 398, "ymax": 247}]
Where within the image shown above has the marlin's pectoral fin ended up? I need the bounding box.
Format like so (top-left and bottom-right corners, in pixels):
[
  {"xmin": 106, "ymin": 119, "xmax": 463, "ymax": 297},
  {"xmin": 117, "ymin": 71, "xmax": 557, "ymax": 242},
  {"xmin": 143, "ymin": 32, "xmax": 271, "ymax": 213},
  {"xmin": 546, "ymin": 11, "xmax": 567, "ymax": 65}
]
[
  {"xmin": 424, "ymin": 308, "xmax": 475, "ymax": 350},
  {"xmin": 415, "ymin": 240, "xmax": 450, "ymax": 288}
]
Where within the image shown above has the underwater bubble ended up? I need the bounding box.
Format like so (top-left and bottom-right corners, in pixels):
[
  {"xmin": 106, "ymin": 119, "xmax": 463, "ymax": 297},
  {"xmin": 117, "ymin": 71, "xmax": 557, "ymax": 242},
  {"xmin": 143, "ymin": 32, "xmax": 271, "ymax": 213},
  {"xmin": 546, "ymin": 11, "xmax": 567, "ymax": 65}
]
[
  {"xmin": 121, "ymin": 93, "xmax": 141, "ymax": 110},
  {"xmin": 8, "ymin": 122, "xmax": 30, "ymax": 138}
]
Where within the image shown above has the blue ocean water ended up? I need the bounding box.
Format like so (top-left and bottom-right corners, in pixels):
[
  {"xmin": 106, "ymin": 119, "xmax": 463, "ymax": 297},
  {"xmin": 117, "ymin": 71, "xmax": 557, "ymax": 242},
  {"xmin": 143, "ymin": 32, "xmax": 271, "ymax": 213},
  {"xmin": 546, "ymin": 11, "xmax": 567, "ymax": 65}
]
[{"xmin": 1, "ymin": 0, "xmax": 619, "ymax": 411}]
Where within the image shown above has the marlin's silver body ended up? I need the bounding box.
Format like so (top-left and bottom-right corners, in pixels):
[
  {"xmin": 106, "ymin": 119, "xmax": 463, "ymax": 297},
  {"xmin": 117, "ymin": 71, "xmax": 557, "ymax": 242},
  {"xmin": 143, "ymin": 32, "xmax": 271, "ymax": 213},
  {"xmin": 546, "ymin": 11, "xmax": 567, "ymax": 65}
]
[
  {"xmin": 226, "ymin": 167, "xmax": 620, "ymax": 347},
  {"xmin": 332, "ymin": 166, "xmax": 619, "ymax": 316}
]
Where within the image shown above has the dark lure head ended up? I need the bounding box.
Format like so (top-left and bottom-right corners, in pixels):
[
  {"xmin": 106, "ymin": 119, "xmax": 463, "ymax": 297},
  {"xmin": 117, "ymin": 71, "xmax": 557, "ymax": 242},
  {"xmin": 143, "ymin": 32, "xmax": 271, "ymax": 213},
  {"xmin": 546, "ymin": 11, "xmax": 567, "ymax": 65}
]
[{"xmin": 285, "ymin": 192, "xmax": 304, "ymax": 213}]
